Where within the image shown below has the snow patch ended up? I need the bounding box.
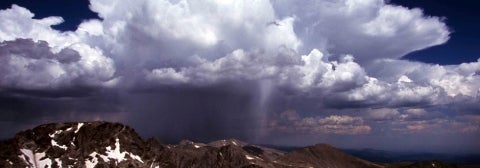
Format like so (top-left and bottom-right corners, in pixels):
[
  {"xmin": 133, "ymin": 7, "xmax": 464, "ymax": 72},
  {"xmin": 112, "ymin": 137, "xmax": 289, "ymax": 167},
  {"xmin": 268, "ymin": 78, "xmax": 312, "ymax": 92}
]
[
  {"xmin": 54, "ymin": 158, "xmax": 62, "ymax": 167},
  {"xmin": 128, "ymin": 153, "xmax": 144, "ymax": 163},
  {"xmin": 6, "ymin": 159, "xmax": 13, "ymax": 165},
  {"xmin": 85, "ymin": 152, "xmax": 100, "ymax": 168},
  {"xmin": 51, "ymin": 139, "xmax": 68, "ymax": 150},
  {"xmin": 106, "ymin": 138, "xmax": 126, "ymax": 162},
  {"xmin": 245, "ymin": 155, "xmax": 254, "ymax": 160},
  {"xmin": 75, "ymin": 123, "xmax": 84, "ymax": 133},
  {"xmin": 222, "ymin": 140, "xmax": 226, "ymax": 146},
  {"xmin": 37, "ymin": 152, "xmax": 52, "ymax": 168},
  {"xmin": 48, "ymin": 129, "xmax": 68, "ymax": 150},
  {"xmin": 49, "ymin": 130, "xmax": 63, "ymax": 138},
  {"xmin": 149, "ymin": 159, "xmax": 157, "ymax": 168},
  {"xmin": 105, "ymin": 138, "xmax": 144, "ymax": 163},
  {"xmin": 194, "ymin": 145, "xmax": 200, "ymax": 148},
  {"xmin": 18, "ymin": 149, "xmax": 52, "ymax": 168},
  {"xmin": 19, "ymin": 149, "xmax": 34, "ymax": 166},
  {"xmin": 86, "ymin": 152, "xmax": 110, "ymax": 168}
]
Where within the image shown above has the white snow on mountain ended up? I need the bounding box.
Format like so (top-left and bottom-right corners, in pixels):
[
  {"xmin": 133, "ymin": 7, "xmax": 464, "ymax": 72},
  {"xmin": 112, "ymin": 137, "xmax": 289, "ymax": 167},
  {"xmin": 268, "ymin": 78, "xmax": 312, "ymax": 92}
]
[
  {"xmin": 85, "ymin": 138, "xmax": 144, "ymax": 167},
  {"xmin": 19, "ymin": 149, "xmax": 54, "ymax": 168}
]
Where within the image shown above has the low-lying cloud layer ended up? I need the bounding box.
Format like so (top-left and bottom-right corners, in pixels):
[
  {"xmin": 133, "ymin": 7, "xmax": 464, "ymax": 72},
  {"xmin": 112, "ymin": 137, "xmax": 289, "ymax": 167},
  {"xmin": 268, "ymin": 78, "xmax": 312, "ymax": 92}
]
[
  {"xmin": 269, "ymin": 110, "xmax": 371, "ymax": 135},
  {"xmin": 0, "ymin": 0, "xmax": 478, "ymax": 151}
]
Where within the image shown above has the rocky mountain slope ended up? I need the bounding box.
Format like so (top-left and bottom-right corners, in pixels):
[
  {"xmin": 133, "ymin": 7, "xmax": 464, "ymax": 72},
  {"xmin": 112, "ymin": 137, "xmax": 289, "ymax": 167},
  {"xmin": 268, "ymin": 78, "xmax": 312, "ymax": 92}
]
[{"xmin": 0, "ymin": 122, "xmax": 462, "ymax": 168}]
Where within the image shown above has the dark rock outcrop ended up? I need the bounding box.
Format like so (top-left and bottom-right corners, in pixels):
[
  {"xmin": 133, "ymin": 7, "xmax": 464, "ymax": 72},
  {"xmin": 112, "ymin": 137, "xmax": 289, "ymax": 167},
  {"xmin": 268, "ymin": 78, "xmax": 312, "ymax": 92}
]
[{"xmin": 0, "ymin": 122, "xmax": 160, "ymax": 167}]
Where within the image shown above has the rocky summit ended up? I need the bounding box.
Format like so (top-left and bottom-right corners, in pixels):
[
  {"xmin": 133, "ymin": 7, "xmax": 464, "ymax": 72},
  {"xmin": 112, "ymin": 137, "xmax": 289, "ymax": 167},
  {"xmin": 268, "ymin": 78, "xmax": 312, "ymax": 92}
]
[
  {"xmin": 0, "ymin": 122, "xmax": 461, "ymax": 168},
  {"xmin": 0, "ymin": 122, "xmax": 153, "ymax": 167}
]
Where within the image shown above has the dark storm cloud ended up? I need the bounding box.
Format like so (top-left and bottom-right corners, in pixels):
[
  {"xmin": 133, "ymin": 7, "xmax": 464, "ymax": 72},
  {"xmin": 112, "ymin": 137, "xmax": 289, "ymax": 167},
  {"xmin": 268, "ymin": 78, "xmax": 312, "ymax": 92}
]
[
  {"xmin": 0, "ymin": 39, "xmax": 80, "ymax": 63},
  {"xmin": 0, "ymin": 89, "xmax": 125, "ymax": 139},
  {"xmin": 121, "ymin": 84, "xmax": 258, "ymax": 143},
  {"xmin": 0, "ymin": 91, "xmax": 120, "ymax": 122}
]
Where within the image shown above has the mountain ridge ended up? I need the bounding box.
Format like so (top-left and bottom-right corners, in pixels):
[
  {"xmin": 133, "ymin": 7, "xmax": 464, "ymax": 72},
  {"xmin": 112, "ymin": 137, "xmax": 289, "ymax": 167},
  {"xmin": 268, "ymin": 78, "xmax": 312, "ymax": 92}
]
[{"xmin": 0, "ymin": 121, "xmax": 467, "ymax": 168}]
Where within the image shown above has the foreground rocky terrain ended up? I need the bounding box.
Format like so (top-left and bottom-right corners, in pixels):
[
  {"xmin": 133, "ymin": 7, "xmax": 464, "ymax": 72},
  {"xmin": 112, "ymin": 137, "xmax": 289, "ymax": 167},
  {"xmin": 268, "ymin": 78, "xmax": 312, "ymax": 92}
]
[{"xmin": 0, "ymin": 122, "xmax": 464, "ymax": 168}]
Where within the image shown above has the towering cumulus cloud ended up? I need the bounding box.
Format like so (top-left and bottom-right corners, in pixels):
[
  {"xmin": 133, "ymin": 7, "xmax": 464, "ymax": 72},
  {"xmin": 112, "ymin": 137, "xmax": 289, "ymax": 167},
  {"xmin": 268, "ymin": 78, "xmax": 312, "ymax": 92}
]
[
  {"xmin": 0, "ymin": 0, "xmax": 479, "ymax": 151},
  {"xmin": 0, "ymin": 5, "xmax": 116, "ymax": 91}
]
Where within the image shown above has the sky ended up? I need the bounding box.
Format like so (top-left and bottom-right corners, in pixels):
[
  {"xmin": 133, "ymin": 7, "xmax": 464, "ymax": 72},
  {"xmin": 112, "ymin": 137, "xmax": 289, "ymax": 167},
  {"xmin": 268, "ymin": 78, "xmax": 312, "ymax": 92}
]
[{"xmin": 0, "ymin": 0, "xmax": 479, "ymax": 153}]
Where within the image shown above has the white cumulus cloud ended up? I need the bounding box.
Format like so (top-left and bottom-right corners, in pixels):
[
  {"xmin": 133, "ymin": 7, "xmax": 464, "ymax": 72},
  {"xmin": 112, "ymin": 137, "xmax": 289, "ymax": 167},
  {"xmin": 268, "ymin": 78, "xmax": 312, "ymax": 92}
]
[{"xmin": 0, "ymin": 5, "xmax": 115, "ymax": 91}]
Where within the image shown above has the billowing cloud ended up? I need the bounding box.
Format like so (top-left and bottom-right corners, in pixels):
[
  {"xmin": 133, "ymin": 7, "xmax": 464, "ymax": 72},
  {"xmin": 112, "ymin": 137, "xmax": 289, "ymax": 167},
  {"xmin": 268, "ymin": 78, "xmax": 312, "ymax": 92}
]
[
  {"xmin": 0, "ymin": 5, "xmax": 116, "ymax": 93},
  {"xmin": 0, "ymin": 0, "xmax": 478, "ymax": 150},
  {"xmin": 353, "ymin": 59, "xmax": 480, "ymax": 108},
  {"xmin": 86, "ymin": 0, "xmax": 300, "ymax": 72},
  {"xmin": 0, "ymin": 1, "xmax": 462, "ymax": 102},
  {"xmin": 272, "ymin": 0, "xmax": 449, "ymax": 63}
]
